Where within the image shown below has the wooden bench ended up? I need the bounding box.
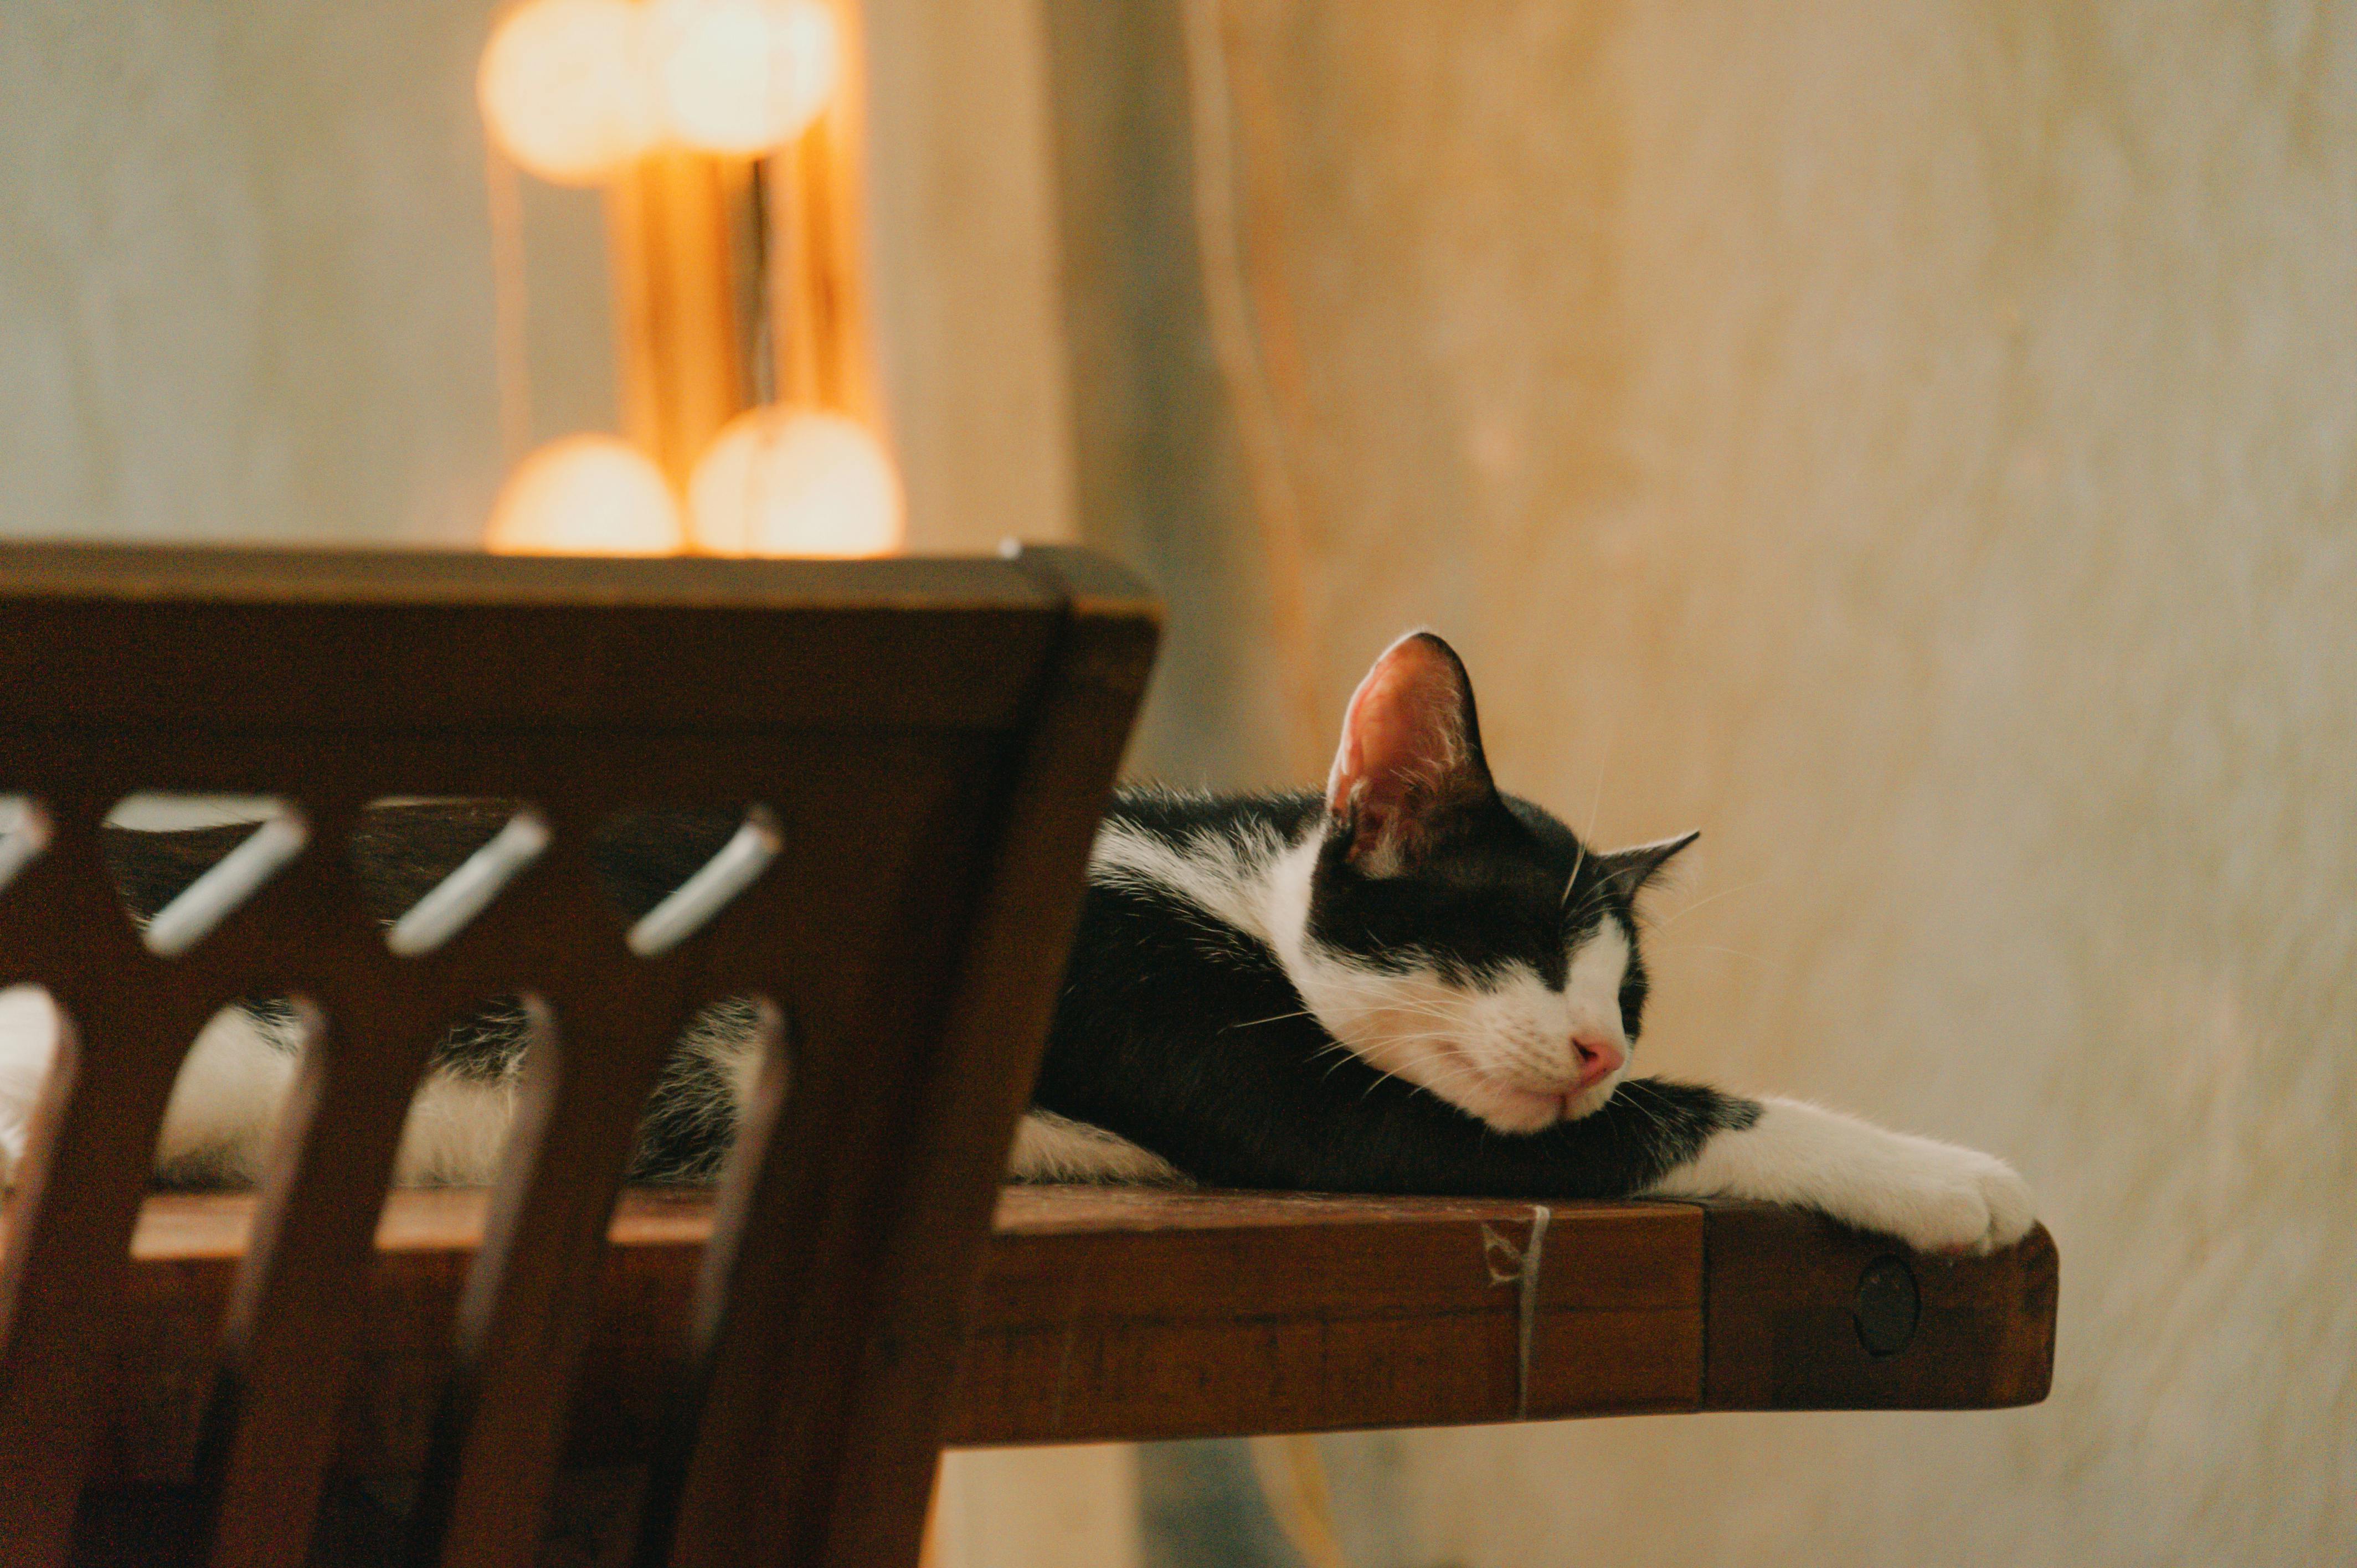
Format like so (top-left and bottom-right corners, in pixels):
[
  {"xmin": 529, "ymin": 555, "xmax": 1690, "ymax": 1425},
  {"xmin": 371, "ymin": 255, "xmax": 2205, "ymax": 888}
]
[{"xmin": 0, "ymin": 544, "xmax": 2055, "ymax": 1568}]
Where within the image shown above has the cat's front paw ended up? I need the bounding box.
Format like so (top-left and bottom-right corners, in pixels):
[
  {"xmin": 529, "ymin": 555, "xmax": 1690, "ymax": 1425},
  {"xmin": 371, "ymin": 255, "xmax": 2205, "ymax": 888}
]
[
  {"xmin": 1648, "ymin": 1096, "xmax": 2039, "ymax": 1256},
  {"xmin": 1856, "ymin": 1135, "xmax": 2037, "ymax": 1255}
]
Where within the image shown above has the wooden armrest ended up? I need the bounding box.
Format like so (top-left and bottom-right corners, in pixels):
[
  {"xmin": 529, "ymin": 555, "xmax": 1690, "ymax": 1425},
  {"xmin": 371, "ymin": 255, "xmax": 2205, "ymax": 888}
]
[{"xmin": 59, "ymin": 1184, "xmax": 2052, "ymax": 1486}]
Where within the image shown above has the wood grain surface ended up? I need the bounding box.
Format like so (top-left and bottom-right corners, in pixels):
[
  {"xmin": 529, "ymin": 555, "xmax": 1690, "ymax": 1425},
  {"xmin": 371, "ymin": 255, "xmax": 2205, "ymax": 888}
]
[{"xmin": 30, "ymin": 1182, "xmax": 2055, "ymax": 1498}]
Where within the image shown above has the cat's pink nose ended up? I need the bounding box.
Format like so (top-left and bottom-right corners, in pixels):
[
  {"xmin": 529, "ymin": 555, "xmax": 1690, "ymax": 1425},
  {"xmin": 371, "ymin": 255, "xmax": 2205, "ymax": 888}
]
[{"xmin": 1569, "ymin": 1031, "xmax": 1625, "ymax": 1091}]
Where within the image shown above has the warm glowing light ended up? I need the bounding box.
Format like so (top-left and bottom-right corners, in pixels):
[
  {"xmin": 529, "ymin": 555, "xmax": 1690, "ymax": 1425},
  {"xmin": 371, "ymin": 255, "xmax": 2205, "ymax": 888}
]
[
  {"xmin": 647, "ymin": 0, "xmax": 840, "ymax": 156},
  {"xmin": 478, "ymin": 0, "xmax": 657, "ymax": 185},
  {"xmin": 687, "ymin": 407, "xmax": 902, "ymax": 557},
  {"xmin": 487, "ymin": 435, "xmax": 685, "ymax": 555}
]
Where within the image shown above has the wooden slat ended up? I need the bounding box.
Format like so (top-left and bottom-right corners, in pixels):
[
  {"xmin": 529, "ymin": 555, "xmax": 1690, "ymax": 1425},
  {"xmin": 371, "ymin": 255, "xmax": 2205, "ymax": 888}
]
[
  {"xmin": 392, "ymin": 817, "xmax": 726, "ymax": 1568},
  {"xmin": 791, "ymin": 548, "xmax": 1162, "ymax": 1565},
  {"xmin": 182, "ymin": 790, "xmax": 549, "ymax": 1568},
  {"xmin": 0, "ymin": 798, "xmax": 229, "ymax": 1567},
  {"xmin": 645, "ymin": 548, "xmax": 1160, "ymax": 1568},
  {"xmin": 32, "ymin": 1185, "xmax": 2056, "ymax": 1500}
]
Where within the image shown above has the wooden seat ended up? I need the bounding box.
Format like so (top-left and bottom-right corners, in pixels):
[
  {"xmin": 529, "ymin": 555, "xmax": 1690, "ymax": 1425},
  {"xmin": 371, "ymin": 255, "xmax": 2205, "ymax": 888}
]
[
  {"xmin": 0, "ymin": 543, "xmax": 2055, "ymax": 1568},
  {"xmin": 50, "ymin": 1185, "xmax": 2053, "ymax": 1481}
]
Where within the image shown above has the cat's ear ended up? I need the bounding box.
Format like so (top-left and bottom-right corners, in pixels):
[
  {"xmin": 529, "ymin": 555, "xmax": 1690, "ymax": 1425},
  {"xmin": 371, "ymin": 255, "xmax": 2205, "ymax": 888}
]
[
  {"xmin": 1325, "ymin": 631, "xmax": 1498, "ymax": 873},
  {"xmin": 1601, "ymin": 831, "xmax": 1701, "ymax": 897}
]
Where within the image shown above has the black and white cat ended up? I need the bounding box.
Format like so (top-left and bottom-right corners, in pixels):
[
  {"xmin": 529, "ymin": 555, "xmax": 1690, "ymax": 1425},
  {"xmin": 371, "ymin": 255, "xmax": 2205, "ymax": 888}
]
[{"xmin": 0, "ymin": 632, "xmax": 2035, "ymax": 1255}]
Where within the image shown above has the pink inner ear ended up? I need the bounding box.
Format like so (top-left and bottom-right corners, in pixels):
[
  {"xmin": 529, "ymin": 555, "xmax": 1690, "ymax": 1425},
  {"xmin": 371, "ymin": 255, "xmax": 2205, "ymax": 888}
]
[{"xmin": 1326, "ymin": 633, "xmax": 1478, "ymax": 824}]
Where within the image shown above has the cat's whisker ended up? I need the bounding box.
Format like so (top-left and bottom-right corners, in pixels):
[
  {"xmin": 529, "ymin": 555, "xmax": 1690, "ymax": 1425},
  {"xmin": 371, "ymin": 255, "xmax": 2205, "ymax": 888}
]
[
  {"xmin": 1561, "ymin": 710, "xmax": 1623, "ymax": 909},
  {"xmin": 1569, "ymin": 715, "xmax": 1618, "ymax": 903},
  {"xmin": 1653, "ymin": 940, "xmax": 1769, "ymax": 967},
  {"xmin": 1584, "ymin": 716, "xmax": 1616, "ymax": 841},
  {"xmin": 1615, "ymin": 1083, "xmax": 1672, "ymax": 1136},
  {"xmin": 1373, "ymin": 1008, "xmax": 1468, "ymax": 1028},
  {"xmin": 1563, "ymin": 885, "xmax": 1615, "ymax": 933},
  {"xmin": 1223, "ymin": 1008, "xmax": 1315, "ymax": 1031},
  {"xmin": 1561, "ymin": 839, "xmax": 1589, "ymax": 910},
  {"xmin": 1650, "ymin": 876, "xmax": 1772, "ymax": 931}
]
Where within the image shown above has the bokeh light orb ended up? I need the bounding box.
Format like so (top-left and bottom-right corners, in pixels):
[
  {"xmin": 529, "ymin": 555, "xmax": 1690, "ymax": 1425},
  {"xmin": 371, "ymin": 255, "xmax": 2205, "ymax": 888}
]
[
  {"xmin": 688, "ymin": 406, "xmax": 902, "ymax": 558},
  {"xmin": 486, "ymin": 434, "xmax": 685, "ymax": 556},
  {"xmin": 647, "ymin": 0, "xmax": 840, "ymax": 156},
  {"xmin": 478, "ymin": 0, "xmax": 657, "ymax": 185}
]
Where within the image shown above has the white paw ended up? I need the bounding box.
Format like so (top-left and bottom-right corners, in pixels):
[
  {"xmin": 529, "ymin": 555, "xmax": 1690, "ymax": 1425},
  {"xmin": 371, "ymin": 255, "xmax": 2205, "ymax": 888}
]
[
  {"xmin": 1851, "ymin": 1134, "xmax": 2038, "ymax": 1255},
  {"xmin": 1647, "ymin": 1097, "xmax": 2039, "ymax": 1256}
]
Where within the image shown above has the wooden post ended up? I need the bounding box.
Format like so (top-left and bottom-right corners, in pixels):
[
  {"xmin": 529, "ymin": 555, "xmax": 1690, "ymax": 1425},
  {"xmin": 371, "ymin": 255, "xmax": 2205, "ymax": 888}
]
[
  {"xmin": 603, "ymin": 0, "xmax": 893, "ymax": 526},
  {"xmin": 607, "ymin": 149, "xmax": 760, "ymax": 495},
  {"xmin": 768, "ymin": 0, "xmax": 887, "ymax": 431}
]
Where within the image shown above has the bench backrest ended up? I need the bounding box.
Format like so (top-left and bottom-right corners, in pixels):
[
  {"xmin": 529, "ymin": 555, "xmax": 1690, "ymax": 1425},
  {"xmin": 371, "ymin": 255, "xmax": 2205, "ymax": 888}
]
[{"xmin": 0, "ymin": 543, "xmax": 1156, "ymax": 1568}]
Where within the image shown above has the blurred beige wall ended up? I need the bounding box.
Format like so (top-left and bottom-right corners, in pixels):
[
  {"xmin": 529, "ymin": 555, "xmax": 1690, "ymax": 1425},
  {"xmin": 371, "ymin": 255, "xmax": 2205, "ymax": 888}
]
[
  {"xmin": 0, "ymin": 0, "xmax": 1073, "ymax": 555},
  {"xmin": 0, "ymin": 3, "xmax": 525, "ymax": 546},
  {"xmin": 864, "ymin": 0, "xmax": 1078, "ymax": 551},
  {"xmin": 1048, "ymin": 2, "xmax": 2355, "ymax": 1564}
]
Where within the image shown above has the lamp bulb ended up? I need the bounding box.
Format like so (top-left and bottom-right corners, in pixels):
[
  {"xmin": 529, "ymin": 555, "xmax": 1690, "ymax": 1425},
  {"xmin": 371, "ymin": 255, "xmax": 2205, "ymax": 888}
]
[
  {"xmin": 487, "ymin": 434, "xmax": 685, "ymax": 556},
  {"xmin": 478, "ymin": 0, "xmax": 657, "ymax": 185},
  {"xmin": 648, "ymin": 0, "xmax": 841, "ymax": 156},
  {"xmin": 688, "ymin": 407, "xmax": 902, "ymax": 558}
]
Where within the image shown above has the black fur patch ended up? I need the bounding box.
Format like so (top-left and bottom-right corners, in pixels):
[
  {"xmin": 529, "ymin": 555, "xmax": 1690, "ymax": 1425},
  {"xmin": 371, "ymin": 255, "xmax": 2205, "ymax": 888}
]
[
  {"xmin": 1034, "ymin": 790, "xmax": 1754, "ymax": 1198},
  {"xmin": 1305, "ymin": 791, "xmax": 1643, "ymax": 996}
]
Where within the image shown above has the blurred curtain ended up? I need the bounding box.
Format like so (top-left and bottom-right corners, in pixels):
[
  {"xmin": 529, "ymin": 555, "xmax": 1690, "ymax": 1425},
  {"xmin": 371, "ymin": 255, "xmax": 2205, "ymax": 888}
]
[{"xmin": 1041, "ymin": 3, "xmax": 2357, "ymax": 1565}]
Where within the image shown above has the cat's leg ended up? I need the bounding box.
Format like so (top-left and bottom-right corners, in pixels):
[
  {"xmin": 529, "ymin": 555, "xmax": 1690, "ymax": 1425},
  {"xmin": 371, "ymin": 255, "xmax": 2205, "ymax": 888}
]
[
  {"xmin": 154, "ymin": 1003, "xmax": 304, "ymax": 1186},
  {"xmin": 0, "ymin": 985, "xmax": 60, "ymax": 1188},
  {"xmin": 1007, "ymin": 1110, "xmax": 1185, "ymax": 1183},
  {"xmin": 1644, "ymin": 1095, "xmax": 2037, "ymax": 1255},
  {"xmin": 393, "ymin": 1071, "xmax": 521, "ymax": 1187},
  {"xmin": 152, "ymin": 999, "xmax": 523, "ymax": 1188},
  {"xmin": 622, "ymin": 997, "xmax": 771, "ymax": 1184},
  {"xmin": 1, "ymin": 992, "xmax": 301, "ymax": 1189}
]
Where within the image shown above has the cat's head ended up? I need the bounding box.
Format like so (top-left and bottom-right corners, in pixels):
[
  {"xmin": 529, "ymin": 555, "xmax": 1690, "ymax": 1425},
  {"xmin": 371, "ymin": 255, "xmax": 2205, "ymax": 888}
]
[{"xmin": 1275, "ymin": 632, "xmax": 1695, "ymax": 1133}]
